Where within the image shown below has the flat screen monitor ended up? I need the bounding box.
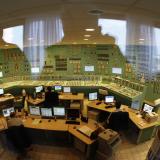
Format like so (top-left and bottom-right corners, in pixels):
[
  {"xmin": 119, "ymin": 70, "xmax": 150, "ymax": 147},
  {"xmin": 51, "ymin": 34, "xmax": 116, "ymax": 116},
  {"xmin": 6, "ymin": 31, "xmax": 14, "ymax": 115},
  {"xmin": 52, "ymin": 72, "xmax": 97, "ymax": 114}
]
[
  {"xmin": 0, "ymin": 88, "xmax": 4, "ymax": 95},
  {"xmin": 63, "ymin": 87, "xmax": 71, "ymax": 93},
  {"xmin": 112, "ymin": 68, "xmax": 122, "ymax": 74},
  {"xmin": 105, "ymin": 96, "xmax": 114, "ymax": 103},
  {"xmin": 66, "ymin": 109, "xmax": 80, "ymax": 120},
  {"xmin": 143, "ymin": 103, "xmax": 154, "ymax": 113},
  {"xmin": 29, "ymin": 106, "xmax": 40, "ymax": 116},
  {"xmin": 89, "ymin": 92, "xmax": 97, "ymax": 101},
  {"xmin": 85, "ymin": 66, "xmax": 94, "ymax": 72},
  {"xmin": 131, "ymin": 101, "xmax": 141, "ymax": 110},
  {"xmin": 53, "ymin": 107, "xmax": 65, "ymax": 116},
  {"xmin": 54, "ymin": 85, "xmax": 62, "ymax": 91},
  {"xmin": 2, "ymin": 107, "xmax": 15, "ymax": 117},
  {"xmin": 41, "ymin": 108, "xmax": 52, "ymax": 117},
  {"xmin": 35, "ymin": 86, "xmax": 43, "ymax": 93}
]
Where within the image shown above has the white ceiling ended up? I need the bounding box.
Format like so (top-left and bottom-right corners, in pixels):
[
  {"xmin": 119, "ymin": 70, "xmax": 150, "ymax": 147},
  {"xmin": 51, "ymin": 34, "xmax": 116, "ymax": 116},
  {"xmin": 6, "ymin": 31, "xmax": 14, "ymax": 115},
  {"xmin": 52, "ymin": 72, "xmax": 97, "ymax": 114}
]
[{"xmin": 0, "ymin": 0, "xmax": 160, "ymax": 44}]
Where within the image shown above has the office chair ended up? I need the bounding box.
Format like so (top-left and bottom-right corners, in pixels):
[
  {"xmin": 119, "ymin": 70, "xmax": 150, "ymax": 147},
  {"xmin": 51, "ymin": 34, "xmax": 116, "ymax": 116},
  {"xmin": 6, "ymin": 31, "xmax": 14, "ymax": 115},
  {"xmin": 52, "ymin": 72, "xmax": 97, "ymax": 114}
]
[{"xmin": 107, "ymin": 111, "xmax": 129, "ymax": 132}]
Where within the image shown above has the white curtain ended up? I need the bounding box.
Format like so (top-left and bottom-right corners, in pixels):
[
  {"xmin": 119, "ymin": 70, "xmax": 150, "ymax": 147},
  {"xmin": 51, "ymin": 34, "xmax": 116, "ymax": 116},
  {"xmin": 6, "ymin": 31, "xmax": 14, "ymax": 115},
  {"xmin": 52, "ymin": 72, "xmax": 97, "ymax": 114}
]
[
  {"xmin": 126, "ymin": 14, "xmax": 156, "ymax": 81},
  {"xmin": 24, "ymin": 14, "xmax": 64, "ymax": 72}
]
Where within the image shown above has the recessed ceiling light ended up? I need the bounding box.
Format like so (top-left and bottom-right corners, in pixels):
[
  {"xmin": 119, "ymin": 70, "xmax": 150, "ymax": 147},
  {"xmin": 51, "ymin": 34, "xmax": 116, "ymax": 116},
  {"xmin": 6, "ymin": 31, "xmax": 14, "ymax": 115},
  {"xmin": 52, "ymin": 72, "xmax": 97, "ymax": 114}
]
[
  {"xmin": 73, "ymin": 42, "xmax": 77, "ymax": 44},
  {"xmin": 84, "ymin": 39, "xmax": 88, "ymax": 40},
  {"xmin": 85, "ymin": 28, "xmax": 95, "ymax": 31},
  {"xmin": 93, "ymin": 42, "xmax": 97, "ymax": 44},
  {"xmin": 139, "ymin": 38, "xmax": 144, "ymax": 41},
  {"xmin": 84, "ymin": 35, "xmax": 91, "ymax": 37},
  {"xmin": 28, "ymin": 37, "xmax": 33, "ymax": 40}
]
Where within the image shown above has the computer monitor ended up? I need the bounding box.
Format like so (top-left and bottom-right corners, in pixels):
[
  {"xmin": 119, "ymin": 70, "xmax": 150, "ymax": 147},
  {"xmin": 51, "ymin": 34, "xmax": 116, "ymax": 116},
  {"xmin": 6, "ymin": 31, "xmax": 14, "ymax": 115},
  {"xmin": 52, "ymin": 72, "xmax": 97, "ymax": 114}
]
[
  {"xmin": 2, "ymin": 107, "xmax": 15, "ymax": 117},
  {"xmin": 54, "ymin": 85, "xmax": 62, "ymax": 91},
  {"xmin": 89, "ymin": 92, "xmax": 98, "ymax": 101},
  {"xmin": 29, "ymin": 106, "xmax": 40, "ymax": 116},
  {"xmin": 143, "ymin": 103, "xmax": 154, "ymax": 113},
  {"xmin": 84, "ymin": 66, "xmax": 94, "ymax": 72},
  {"xmin": 131, "ymin": 101, "xmax": 141, "ymax": 110},
  {"xmin": 112, "ymin": 67, "xmax": 122, "ymax": 74},
  {"xmin": 41, "ymin": 108, "xmax": 53, "ymax": 117},
  {"xmin": 63, "ymin": 87, "xmax": 71, "ymax": 93},
  {"xmin": 35, "ymin": 86, "xmax": 43, "ymax": 93},
  {"xmin": 0, "ymin": 88, "xmax": 4, "ymax": 95},
  {"xmin": 66, "ymin": 109, "xmax": 80, "ymax": 120},
  {"xmin": 105, "ymin": 96, "xmax": 114, "ymax": 103},
  {"xmin": 53, "ymin": 107, "xmax": 65, "ymax": 117}
]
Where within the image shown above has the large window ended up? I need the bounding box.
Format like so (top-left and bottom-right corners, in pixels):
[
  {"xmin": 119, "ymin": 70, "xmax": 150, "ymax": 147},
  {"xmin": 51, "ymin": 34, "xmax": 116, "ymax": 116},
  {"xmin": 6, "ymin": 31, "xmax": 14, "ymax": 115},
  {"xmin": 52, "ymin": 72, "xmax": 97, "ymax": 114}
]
[
  {"xmin": 3, "ymin": 25, "xmax": 23, "ymax": 50},
  {"xmin": 98, "ymin": 18, "xmax": 126, "ymax": 54}
]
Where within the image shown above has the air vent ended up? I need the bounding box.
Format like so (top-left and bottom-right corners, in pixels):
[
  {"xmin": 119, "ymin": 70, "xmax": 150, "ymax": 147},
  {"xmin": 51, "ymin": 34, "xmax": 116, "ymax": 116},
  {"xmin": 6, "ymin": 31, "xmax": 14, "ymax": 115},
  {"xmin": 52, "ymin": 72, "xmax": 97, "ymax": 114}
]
[{"xmin": 88, "ymin": 9, "xmax": 104, "ymax": 15}]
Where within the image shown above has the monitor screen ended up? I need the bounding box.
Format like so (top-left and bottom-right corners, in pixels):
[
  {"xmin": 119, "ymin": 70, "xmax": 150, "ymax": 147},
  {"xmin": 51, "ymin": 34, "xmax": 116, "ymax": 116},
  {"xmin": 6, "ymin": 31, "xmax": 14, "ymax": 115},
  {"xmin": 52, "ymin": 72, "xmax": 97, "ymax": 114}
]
[
  {"xmin": 143, "ymin": 103, "xmax": 154, "ymax": 113},
  {"xmin": 112, "ymin": 68, "xmax": 122, "ymax": 74},
  {"xmin": 0, "ymin": 88, "xmax": 4, "ymax": 95},
  {"xmin": 89, "ymin": 92, "xmax": 97, "ymax": 100},
  {"xmin": 63, "ymin": 87, "xmax": 71, "ymax": 93},
  {"xmin": 35, "ymin": 86, "xmax": 43, "ymax": 93},
  {"xmin": 53, "ymin": 107, "xmax": 65, "ymax": 116},
  {"xmin": 55, "ymin": 85, "xmax": 62, "ymax": 91},
  {"xmin": 66, "ymin": 109, "xmax": 80, "ymax": 119},
  {"xmin": 2, "ymin": 107, "xmax": 15, "ymax": 117},
  {"xmin": 31, "ymin": 67, "xmax": 40, "ymax": 73},
  {"xmin": 85, "ymin": 66, "xmax": 94, "ymax": 72},
  {"xmin": 105, "ymin": 96, "xmax": 114, "ymax": 103},
  {"xmin": 29, "ymin": 106, "xmax": 40, "ymax": 116},
  {"xmin": 131, "ymin": 101, "xmax": 140, "ymax": 110},
  {"xmin": 41, "ymin": 108, "xmax": 52, "ymax": 117}
]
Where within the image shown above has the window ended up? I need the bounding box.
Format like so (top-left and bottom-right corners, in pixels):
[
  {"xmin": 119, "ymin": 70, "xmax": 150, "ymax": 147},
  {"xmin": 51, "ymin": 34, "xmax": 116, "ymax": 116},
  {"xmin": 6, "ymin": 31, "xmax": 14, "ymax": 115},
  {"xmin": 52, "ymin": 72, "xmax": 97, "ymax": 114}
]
[
  {"xmin": 3, "ymin": 25, "xmax": 23, "ymax": 50},
  {"xmin": 98, "ymin": 19, "xmax": 126, "ymax": 54}
]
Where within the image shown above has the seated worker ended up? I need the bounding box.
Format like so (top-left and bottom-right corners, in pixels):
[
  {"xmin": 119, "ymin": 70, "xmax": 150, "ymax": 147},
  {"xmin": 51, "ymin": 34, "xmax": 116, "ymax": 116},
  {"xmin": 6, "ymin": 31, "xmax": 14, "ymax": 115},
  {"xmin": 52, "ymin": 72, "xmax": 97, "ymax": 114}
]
[
  {"xmin": 105, "ymin": 101, "xmax": 129, "ymax": 132},
  {"xmin": 6, "ymin": 112, "xmax": 31, "ymax": 160},
  {"xmin": 44, "ymin": 86, "xmax": 59, "ymax": 107}
]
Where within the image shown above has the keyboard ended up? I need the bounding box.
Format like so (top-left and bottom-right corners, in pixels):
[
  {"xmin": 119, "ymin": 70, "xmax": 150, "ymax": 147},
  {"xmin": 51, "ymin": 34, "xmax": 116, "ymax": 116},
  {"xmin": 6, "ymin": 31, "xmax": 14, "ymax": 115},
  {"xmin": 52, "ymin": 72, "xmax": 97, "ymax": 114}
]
[{"xmin": 65, "ymin": 120, "xmax": 80, "ymax": 125}]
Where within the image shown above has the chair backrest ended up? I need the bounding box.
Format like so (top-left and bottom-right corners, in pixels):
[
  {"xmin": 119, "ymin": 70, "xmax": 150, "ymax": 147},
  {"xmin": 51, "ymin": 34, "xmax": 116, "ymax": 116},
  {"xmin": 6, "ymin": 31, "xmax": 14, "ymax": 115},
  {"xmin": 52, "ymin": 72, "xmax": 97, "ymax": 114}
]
[
  {"xmin": 45, "ymin": 91, "xmax": 59, "ymax": 106},
  {"xmin": 107, "ymin": 111, "xmax": 129, "ymax": 132}
]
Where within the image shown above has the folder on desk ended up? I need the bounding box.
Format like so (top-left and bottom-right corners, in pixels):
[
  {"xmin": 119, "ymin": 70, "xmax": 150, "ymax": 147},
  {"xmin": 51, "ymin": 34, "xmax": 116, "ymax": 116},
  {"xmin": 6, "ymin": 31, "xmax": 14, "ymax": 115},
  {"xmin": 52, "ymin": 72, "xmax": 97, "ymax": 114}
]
[{"xmin": 77, "ymin": 126, "xmax": 94, "ymax": 138}]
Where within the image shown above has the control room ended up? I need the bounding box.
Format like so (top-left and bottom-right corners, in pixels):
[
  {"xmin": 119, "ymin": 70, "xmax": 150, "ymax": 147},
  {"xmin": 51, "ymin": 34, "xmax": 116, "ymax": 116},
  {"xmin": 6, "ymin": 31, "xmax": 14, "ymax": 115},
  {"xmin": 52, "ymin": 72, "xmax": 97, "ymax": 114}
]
[{"xmin": 0, "ymin": 0, "xmax": 160, "ymax": 160}]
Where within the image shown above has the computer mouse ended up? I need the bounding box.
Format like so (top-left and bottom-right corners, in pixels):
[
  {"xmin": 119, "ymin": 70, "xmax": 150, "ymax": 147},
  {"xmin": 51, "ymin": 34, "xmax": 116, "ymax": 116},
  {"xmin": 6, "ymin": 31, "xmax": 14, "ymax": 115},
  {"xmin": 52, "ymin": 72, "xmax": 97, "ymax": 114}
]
[
  {"xmin": 73, "ymin": 126, "xmax": 76, "ymax": 129},
  {"xmin": 39, "ymin": 120, "xmax": 42, "ymax": 123},
  {"xmin": 48, "ymin": 119, "xmax": 51, "ymax": 122}
]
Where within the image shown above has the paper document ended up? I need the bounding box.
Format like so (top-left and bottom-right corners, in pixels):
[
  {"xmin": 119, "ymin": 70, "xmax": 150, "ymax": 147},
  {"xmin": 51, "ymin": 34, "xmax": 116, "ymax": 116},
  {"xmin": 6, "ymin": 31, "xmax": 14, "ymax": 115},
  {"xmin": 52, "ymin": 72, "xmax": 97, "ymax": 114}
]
[
  {"xmin": 77, "ymin": 126, "xmax": 94, "ymax": 137},
  {"xmin": 32, "ymin": 119, "xmax": 40, "ymax": 125}
]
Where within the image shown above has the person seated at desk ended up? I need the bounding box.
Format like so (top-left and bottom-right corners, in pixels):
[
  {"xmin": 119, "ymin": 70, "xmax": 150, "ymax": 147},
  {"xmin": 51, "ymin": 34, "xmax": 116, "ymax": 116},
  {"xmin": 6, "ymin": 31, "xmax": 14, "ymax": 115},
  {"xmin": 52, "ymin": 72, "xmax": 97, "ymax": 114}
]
[
  {"xmin": 44, "ymin": 86, "xmax": 59, "ymax": 107},
  {"xmin": 105, "ymin": 101, "xmax": 129, "ymax": 132}
]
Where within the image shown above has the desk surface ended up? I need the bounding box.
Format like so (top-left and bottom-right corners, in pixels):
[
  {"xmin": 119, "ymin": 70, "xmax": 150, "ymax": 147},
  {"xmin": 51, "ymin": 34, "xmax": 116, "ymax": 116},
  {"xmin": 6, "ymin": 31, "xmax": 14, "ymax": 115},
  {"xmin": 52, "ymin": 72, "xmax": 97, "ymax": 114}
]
[
  {"xmin": 87, "ymin": 101, "xmax": 158, "ymax": 130},
  {"xmin": 59, "ymin": 93, "xmax": 84, "ymax": 100},
  {"xmin": 27, "ymin": 97, "xmax": 45, "ymax": 105},
  {"xmin": 22, "ymin": 117, "xmax": 96, "ymax": 145},
  {"xmin": 0, "ymin": 94, "xmax": 14, "ymax": 103}
]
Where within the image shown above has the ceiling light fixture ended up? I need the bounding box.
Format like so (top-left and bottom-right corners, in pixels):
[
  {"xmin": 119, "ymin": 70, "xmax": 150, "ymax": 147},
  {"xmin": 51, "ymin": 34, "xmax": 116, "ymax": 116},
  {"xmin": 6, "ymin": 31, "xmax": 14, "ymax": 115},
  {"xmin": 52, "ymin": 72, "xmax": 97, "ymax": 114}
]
[
  {"xmin": 85, "ymin": 28, "xmax": 95, "ymax": 31},
  {"xmin": 139, "ymin": 38, "xmax": 144, "ymax": 41},
  {"xmin": 84, "ymin": 39, "xmax": 89, "ymax": 40},
  {"xmin": 84, "ymin": 35, "xmax": 91, "ymax": 37}
]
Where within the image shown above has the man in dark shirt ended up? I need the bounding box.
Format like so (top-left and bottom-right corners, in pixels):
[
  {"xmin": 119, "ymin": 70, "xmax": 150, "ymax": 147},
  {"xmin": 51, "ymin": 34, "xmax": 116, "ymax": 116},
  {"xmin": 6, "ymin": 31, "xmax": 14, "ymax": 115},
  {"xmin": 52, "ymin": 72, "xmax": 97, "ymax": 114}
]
[{"xmin": 44, "ymin": 86, "xmax": 59, "ymax": 107}]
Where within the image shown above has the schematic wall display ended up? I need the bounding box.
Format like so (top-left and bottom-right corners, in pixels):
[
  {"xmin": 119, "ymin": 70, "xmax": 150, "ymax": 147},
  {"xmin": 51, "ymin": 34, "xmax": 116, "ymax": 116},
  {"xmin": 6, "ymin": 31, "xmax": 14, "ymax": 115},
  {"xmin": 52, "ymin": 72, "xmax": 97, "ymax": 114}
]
[
  {"xmin": 112, "ymin": 67, "xmax": 122, "ymax": 74},
  {"xmin": 85, "ymin": 66, "xmax": 94, "ymax": 72},
  {"xmin": 31, "ymin": 67, "xmax": 40, "ymax": 73}
]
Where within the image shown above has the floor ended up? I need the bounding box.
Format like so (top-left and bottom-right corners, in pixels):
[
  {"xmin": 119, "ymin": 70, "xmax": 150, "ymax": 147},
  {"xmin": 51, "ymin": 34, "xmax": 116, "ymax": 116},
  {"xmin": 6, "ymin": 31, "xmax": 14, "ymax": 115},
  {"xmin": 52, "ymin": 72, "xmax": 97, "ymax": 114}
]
[{"xmin": 0, "ymin": 99, "xmax": 157, "ymax": 160}]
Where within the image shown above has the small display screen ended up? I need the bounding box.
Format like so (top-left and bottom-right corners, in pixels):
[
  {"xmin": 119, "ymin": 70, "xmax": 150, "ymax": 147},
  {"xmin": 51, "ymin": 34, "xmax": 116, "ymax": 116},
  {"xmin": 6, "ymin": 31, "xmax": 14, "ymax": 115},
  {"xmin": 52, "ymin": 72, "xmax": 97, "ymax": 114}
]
[
  {"xmin": 131, "ymin": 101, "xmax": 140, "ymax": 110},
  {"xmin": 84, "ymin": 66, "xmax": 94, "ymax": 72},
  {"xmin": 112, "ymin": 68, "xmax": 122, "ymax": 74},
  {"xmin": 29, "ymin": 106, "xmax": 40, "ymax": 116},
  {"xmin": 35, "ymin": 86, "xmax": 43, "ymax": 93},
  {"xmin": 63, "ymin": 87, "xmax": 71, "ymax": 93},
  {"xmin": 53, "ymin": 107, "xmax": 65, "ymax": 116},
  {"xmin": 105, "ymin": 96, "xmax": 114, "ymax": 103},
  {"xmin": 41, "ymin": 108, "xmax": 52, "ymax": 117},
  {"xmin": 143, "ymin": 103, "xmax": 153, "ymax": 113},
  {"xmin": 31, "ymin": 67, "xmax": 40, "ymax": 73},
  {"xmin": 2, "ymin": 107, "xmax": 15, "ymax": 117},
  {"xmin": 0, "ymin": 88, "xmax": 4, "ymax": 95},
  {"xmin": 89, "ymin": 92, "xmax": 98, "ymax": 100},
  {"xmin": 55, "ymin": 85, "xmax": 62, "ymax": 91}
]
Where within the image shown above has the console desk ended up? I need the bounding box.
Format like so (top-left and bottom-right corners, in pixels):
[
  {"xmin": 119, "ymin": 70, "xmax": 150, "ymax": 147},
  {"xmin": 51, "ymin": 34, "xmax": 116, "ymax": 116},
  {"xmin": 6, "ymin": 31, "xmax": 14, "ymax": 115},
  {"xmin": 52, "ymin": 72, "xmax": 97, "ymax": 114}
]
[
  {"xmin": 0, "ymin": 94, "xmax": 14, "ymax": 109},
  {"xmin": 87, "ymin": 101, "xmax": 159, "ymax": 144}
]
